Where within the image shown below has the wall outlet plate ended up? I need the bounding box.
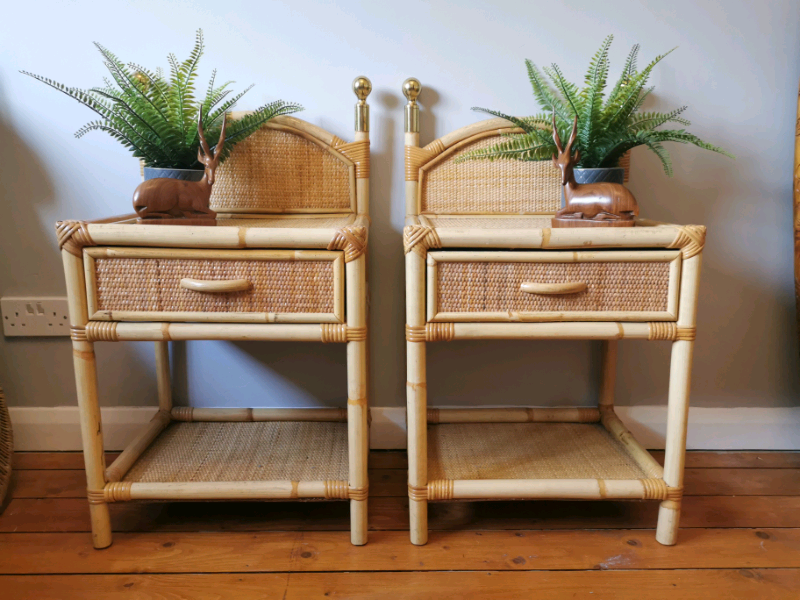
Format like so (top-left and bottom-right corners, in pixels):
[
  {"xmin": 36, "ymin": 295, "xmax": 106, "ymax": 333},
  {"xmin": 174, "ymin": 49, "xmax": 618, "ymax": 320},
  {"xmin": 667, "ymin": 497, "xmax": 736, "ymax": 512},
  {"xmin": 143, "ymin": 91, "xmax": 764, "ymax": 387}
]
[{"xmin": 1, "ymin": 297, "xmax": 71, "ymax": 337}]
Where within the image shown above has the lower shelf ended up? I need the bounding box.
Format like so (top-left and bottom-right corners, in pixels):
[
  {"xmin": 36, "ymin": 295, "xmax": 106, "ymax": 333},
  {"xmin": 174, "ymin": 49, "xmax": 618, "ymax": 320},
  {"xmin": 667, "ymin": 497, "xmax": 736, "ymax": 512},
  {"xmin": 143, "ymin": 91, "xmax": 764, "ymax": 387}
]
[
  {"xmin": 125, "ymin": 421, "xmax": 349, "ymax": 483},
  {"xmin": 97, "ymin": 421, "xmax": 358, "ymax": 502},
  {"xmin": 429, "ymin": 422, "xmax": 647, "ymax": 480},
  {"xmin": 423, "ymin": 422, "xmax": 677, "ymax": 502}
]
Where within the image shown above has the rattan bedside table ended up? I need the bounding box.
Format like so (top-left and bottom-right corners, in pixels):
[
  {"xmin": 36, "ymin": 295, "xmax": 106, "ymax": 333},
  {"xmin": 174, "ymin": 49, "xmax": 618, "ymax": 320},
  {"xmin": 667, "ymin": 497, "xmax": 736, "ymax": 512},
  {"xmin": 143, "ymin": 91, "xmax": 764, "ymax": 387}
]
[
  {"xmin": 402, "ymin": 79, "xmax": 704, "ymax": 547},
  {"xmin": 57, "ymin": 79, "xmax": 372, "ymax": 549}
]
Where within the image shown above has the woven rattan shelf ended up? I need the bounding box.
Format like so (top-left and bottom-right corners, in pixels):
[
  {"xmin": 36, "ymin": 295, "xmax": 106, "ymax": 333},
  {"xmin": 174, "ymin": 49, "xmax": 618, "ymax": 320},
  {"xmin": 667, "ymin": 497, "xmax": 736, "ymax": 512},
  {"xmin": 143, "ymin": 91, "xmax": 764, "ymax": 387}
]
[
  {"xmin": 422, "ymin": 421, "xmax": 675, "ymax": 502},
  {"xmin": 95, "ymin": 420, "xmax": 355, "ymax": 502},
  {"xmin": 428, "ymin": 423, "xmax": 648, "ymax": 481},
  {"xmin": 402, "ymin": 79, "xmax": 704, "ymax": 547},
  {"xmin": 58, "ymin": 80, "xmax": 372, "ymax": 549}
]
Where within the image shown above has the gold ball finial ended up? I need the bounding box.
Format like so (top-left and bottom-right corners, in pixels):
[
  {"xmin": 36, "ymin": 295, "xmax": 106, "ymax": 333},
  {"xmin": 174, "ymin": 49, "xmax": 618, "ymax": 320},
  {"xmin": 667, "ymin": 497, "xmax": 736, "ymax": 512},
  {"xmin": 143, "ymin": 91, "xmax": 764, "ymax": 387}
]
[
  {"xmin": 403, "ymin": 78, "xmax": 421, "ymax": 102},
  {"xmin": 353, "ymin": 76, "xmax": 372, "ymax": 101}
]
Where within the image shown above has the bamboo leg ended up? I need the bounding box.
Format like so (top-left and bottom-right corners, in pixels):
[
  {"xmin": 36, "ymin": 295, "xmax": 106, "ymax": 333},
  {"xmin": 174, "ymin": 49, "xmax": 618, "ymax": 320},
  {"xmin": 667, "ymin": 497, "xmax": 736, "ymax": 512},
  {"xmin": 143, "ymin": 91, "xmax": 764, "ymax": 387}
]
[
  {"xmin": 404, "ymin": 79, "xmax": 427, "ymax": 545},
  {"xmin": 155, "ymin": 342, "xmax": 172, "ymax": 413},
  {"xmin": 406, "ymin": 250, "xmax": 428, "ymax": 545},
  {"xmin": 598, "ymin": 340, "xmax": 617, "ymax": 411},
  {"xmin": 63, "ymin": 250, "xmax": 111, "ymax": 549},
  {"xmin": 657, "ymin": 253, "xmax": 702, "ymax": 546},
  {"xmin": 346, "ymin": 255, "xmax": 368, "ymax": 546},
  {"xmin": 656, "ymin": 339, "xmax": 694, "ymax": 545}
]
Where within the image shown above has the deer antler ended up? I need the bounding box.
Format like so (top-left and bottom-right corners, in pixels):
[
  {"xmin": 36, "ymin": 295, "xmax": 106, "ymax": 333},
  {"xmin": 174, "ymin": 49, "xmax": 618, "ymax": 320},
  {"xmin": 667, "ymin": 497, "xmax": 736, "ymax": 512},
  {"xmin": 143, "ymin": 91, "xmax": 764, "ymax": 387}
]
[
  {"xmin": 214, "ymin": 113, "xmax": 227, "ymax": 160},
  {"xmin": 566, "ymin": 116, "xmax": 578, "ymax": 154},
  {"xmin": 552, "ymin": 112, "xmax": 563, "ymax": 153},
  {"xmin": 197, "ymin": 112, "xmax": 212, "ymax": 164}
]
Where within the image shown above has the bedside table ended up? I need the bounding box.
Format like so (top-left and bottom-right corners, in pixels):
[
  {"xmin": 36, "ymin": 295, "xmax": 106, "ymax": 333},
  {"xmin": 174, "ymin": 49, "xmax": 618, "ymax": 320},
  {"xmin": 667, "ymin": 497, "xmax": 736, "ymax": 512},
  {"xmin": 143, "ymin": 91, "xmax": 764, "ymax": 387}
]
[
  {"xmin": 402, "ymin": 79, "xmax": 704, "ymax": 547},
  {"xmin": 56, "ymin": 79, "xmax": 372, "ymax": 548}
]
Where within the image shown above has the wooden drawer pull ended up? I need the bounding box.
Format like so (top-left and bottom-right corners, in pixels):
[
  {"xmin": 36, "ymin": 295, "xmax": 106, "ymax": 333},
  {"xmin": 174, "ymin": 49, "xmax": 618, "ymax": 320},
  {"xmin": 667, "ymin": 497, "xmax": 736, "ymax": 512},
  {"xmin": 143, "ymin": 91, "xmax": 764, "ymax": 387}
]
[
  {"xmin": 520, "ymin": 281, "xmax": 587, "ymax": 295},
  {"xmin": 180, "ymin": 278, "xmax": 252, "ymax": 293}
]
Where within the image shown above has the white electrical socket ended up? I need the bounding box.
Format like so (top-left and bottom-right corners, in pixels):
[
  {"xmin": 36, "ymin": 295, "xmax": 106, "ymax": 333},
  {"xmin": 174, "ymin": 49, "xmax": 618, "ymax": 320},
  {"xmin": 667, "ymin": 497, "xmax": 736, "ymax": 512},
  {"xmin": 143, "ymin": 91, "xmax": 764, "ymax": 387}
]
[{"xmin": 1, "ymin": 297, "xmax": 71, "ymax": 337}]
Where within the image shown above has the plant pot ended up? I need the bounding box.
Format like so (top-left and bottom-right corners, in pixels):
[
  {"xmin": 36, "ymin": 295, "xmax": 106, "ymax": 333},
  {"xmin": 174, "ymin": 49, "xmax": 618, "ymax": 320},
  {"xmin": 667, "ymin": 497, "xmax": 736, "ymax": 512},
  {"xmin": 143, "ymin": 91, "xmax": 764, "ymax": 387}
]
[
  {"xmin": 574, "ymin": 167, "xmax": 625, "ymax": 185},
  {"xmin": 143, "ymin": 167, "xmax": 204, "ymax": 182}
]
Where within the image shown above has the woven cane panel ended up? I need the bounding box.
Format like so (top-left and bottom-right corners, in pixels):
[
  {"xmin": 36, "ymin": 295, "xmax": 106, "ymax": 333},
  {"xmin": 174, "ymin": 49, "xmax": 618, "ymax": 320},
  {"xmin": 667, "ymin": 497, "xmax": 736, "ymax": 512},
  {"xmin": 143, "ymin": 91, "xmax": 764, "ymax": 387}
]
[
  {"xmin": 124, "ymin": 422, "xmax": 349, "ymax": 483},
  {"xmin": 426, "ymin": 216, "xmax": 552, "ymax": 229},
  {"xmin": 217, "ymin": 215, "xmax": 355, "ymax": 229},
  {"xmin": 421, "ymin": 136, "xmax": 561, "ymax": 214},
  {"xmin": 210, "ymin": 127, "xmax": 352, "ymax": 212},
  {"xmin": 93, "ymin": 257, "xmax": 334, "ymax": 314},
  {"xmin": 428, "ymin": 423, "xmax": 647, "ymax": 480},
  {"xmin": 436, "ymin": 259, "xmax": 670, "ymax": 314}
]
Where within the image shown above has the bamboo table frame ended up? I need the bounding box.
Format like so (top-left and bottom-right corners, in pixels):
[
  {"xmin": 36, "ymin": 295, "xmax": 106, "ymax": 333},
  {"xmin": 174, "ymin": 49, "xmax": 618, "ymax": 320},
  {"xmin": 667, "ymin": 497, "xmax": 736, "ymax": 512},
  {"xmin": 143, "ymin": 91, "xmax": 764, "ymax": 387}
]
[
  {"xmin": 58, "ymin": 79, "xmax": 372, "ymax": 549},
  {"xmin": 402, "ymin": 78, "xmax": 704, "ymax": 546}
]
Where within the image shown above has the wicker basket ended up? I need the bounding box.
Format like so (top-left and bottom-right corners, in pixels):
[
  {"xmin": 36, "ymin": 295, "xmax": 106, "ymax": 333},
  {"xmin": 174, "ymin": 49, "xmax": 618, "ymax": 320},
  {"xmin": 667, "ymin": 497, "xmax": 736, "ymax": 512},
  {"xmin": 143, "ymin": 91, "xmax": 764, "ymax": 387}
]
[{"xmin": 0, "ymin": 387, "xmax": 12, "ymax": 508}]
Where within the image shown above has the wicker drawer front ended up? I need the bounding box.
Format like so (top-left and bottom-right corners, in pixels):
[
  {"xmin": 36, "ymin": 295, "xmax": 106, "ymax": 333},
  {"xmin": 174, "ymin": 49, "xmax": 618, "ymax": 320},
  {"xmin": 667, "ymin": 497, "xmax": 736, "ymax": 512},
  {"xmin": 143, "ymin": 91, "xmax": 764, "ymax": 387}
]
[
  {"xmin": 85, "ymin": 248, "xmax": 344, "ymax": 323},
  {"xmin": 427, "ymin": 251, "xmax": 681, "ymax": 323}
]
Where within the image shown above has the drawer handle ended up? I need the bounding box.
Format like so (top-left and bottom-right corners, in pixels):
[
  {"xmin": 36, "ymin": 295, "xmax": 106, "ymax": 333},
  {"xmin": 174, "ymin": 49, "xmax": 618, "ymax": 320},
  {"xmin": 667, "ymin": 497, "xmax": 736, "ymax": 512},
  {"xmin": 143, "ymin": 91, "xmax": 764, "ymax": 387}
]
[
  {"xmin": 180, "ymin": 278, "xmax": 252, "ymax": 293},
  {"xmin": 520, "ymin": 281, "xmax": 587, "ymax": 295}
]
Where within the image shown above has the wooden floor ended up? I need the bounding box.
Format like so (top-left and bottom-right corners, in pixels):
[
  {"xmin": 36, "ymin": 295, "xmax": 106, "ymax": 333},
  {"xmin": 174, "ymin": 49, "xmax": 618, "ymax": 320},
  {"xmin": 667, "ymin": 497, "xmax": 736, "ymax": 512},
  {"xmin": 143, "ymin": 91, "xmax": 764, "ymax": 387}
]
[{"xmin": 1, "ymin": 451, "xmax": 799, "ymax": 599}]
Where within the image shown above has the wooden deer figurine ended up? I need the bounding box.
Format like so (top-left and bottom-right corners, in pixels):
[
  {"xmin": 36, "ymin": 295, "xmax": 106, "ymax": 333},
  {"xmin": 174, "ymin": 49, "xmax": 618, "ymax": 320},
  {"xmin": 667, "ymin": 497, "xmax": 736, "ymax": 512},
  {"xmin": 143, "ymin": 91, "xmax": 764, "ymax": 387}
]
[
  {"xmin": 551, "ymin": 114, "xmax": 638, "ymax": 228},
  {"xmin": 133, "ymin": 112, "xmax": 226, "ymax": 225}
]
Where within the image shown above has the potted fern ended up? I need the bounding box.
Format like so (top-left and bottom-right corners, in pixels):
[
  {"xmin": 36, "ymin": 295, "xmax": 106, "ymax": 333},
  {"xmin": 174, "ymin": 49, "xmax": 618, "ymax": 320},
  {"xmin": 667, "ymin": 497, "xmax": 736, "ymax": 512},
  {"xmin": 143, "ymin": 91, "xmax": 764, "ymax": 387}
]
[
  {"xmin": 22, "ymin": 29, "xmax": 302, "ymax": 182},
  {"xmin": 458, "ymin": 35, "xmax": 732, "ymax": 186}
]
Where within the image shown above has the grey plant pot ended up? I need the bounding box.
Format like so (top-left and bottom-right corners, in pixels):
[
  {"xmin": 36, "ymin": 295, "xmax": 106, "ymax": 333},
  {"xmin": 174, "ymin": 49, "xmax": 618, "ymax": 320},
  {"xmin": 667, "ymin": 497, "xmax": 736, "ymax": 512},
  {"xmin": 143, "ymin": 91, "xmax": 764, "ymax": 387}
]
[
  {"xmin": 574, "ymin": 167, "xmax": 625, "ymax": 184},
  {"xmin": 562, "ymin": 167, "xmax": 625, "ymax": 204},
  {"xmin": 143, "ymin": 167, "xmax": 204, "ymax": 182}
]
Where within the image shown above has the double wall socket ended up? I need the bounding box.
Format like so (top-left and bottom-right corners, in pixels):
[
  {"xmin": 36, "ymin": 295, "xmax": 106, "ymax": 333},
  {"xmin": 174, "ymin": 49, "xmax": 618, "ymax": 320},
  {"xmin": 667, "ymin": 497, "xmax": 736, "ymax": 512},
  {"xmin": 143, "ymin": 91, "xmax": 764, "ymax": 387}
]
[{"xmin": 1, "ymin": 297, "xmax": 71, "ymax": 337}]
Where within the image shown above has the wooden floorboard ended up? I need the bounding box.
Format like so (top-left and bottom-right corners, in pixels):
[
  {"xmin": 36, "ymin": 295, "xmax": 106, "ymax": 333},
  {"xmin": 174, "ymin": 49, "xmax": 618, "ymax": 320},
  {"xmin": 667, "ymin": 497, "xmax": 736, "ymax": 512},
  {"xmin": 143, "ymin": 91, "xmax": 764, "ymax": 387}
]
[
  {"xmin": 2, "ymin": 570, "xmax": 798, "ymax": 600},
  {"xmin": 10, "ymin": 466, "xmax": 800, "ymax": 499},
  {"xmin": 3, "ymin": 495, "xmax": 800, "ymax": 533},
  {"xmin": 3, "ymin": 451, "xmax": 800, "ymax": 599},
  {"xmin": 0, "ymin": 528, "xmax": 798, "ymax": 574}
]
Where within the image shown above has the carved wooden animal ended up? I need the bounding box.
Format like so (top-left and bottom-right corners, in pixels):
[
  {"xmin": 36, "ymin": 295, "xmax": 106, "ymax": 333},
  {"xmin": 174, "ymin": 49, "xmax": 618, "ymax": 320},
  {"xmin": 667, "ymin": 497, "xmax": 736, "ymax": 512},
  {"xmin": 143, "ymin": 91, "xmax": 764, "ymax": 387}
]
[
  {"xmin": 552, "ymin": 115, "xmax": 638, "ymax": 227},
  {"xmin": 133, "ymin": 113, "xmax": 226, "ymax": 221}
]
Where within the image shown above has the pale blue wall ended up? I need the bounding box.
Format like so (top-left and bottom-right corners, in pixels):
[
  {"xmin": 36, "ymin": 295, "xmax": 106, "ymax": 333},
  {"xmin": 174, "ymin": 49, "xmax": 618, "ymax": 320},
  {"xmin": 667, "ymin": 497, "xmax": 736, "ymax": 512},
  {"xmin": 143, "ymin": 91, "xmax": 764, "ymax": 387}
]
[{"xmin": 0, "ymin": 0, "xmax": 798, "ymax": 418}]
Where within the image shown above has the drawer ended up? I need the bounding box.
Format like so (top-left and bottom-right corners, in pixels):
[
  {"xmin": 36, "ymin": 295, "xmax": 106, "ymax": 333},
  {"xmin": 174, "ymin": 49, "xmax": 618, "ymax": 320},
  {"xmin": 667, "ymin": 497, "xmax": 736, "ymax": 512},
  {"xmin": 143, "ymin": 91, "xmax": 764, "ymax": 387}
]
[
  {"xmin": 84, "ymin": 248, "xmax": 344, "ymax": 323},
  {"xmin": 427, "ymin": 250, "xmax": 681, "ymax": 323}
]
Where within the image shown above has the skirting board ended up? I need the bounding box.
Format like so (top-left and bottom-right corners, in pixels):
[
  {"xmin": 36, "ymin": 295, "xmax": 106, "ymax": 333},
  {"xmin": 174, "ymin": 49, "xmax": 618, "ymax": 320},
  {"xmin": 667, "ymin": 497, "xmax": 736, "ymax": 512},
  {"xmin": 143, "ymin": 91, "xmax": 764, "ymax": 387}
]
[{"xmin": 7, "ymin": 405, "xmax": 800, "ymax": 451}]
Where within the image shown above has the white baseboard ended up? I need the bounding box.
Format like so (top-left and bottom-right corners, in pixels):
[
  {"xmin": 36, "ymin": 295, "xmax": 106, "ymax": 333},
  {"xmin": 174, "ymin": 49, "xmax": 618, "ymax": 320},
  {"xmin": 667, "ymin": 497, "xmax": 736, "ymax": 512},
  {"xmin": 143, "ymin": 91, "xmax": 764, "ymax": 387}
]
[{"xmin": 8, "ymin": 406, "xmax": 800, "ymax": 452}]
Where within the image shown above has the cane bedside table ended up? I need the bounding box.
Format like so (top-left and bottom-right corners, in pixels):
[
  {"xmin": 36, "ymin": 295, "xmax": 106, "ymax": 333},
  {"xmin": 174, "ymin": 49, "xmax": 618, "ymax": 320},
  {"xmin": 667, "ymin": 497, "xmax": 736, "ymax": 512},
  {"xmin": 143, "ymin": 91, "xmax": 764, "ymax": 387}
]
[
  {"xmin": 402, "ymin": 79, "xmax": 704, "ymax": 546},
  {"xmin": 57, "ymin": 78, "xmax": 372, "ymax": 549}
]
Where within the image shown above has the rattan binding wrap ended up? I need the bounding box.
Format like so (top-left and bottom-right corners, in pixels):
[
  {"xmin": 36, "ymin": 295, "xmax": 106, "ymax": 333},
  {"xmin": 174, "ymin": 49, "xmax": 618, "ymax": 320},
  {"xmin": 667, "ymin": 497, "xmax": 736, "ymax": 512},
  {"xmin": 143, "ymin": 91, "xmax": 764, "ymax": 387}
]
[
  {"xmin": 327, "ymin": 220, "xmax": 368, "ymax": 262},
  {"xmin": 668, "ymin": 225, "xmax": 707, "ymax": 259},
  {"xmin": 0, "ymin": 387, "xmax": 11, "ymax": 507},
  {"xmin": 123, "ymin": 421, "xmax": 349, "ymax": 483},
  {"xmin": 403, "ymin": 225, "xmax": 441, "ymax": 255},
  {"xmin": 406, "ymin": 323, "xmax": 454, "ymax": 342},
  {"xmin": 647, "ymin": 323, "xmax": 697, "ymax": 342},
  {"xmin": 92, "ymin": 257, "xmax": 336, "ymax": 314},
  {"xmin": 85, "ymin": 322, "xmax": 118, "ymax": 342},
  {"xmin": 56, "ymin": 220, "xmax": 94, "ymax": 257},
  {"xmin": 427, "ymin": 423, "xmax": 649, "ymax": 481},
  {"xmin": 405, "ymin": 140, "xmax": 445, "ymax": 181},
  {"xmin": 331, "ymin": 137, "xmax": 370, "ymax": 179},
  {"xmin": 322, "ymin": 324, "xmax": 367, "ymax": 343},
  {"xmin": 210, "ymin": 125, "xmax": 353, "ymax": 213},
  {"xmin": 435, "ymin": 260, "xmax": 671, "ymax": 314}
]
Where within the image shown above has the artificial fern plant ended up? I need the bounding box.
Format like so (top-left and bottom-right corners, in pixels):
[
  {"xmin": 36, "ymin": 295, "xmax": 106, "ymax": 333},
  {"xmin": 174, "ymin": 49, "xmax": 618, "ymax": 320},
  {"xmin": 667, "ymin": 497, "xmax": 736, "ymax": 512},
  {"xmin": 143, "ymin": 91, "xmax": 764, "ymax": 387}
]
[
  {"xmin": 21, "ymin": 29, "xmax": 302, "ymax": 169},
  {"xmin": 457, "ymin": 35, "xmax": 732, "ymax": 175}
]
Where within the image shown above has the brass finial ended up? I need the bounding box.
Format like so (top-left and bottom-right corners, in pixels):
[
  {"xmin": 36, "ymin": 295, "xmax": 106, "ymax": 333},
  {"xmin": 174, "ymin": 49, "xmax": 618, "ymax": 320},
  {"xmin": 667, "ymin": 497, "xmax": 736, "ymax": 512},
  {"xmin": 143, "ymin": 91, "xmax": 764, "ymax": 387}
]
[
  {"xmin": 353, "ymin": 76, "xmax": 371, "ymax": 132},
  {"xmin": 403, "ymin": 78, "xmax": 421, "ymax": 133},
  {"xmin": 402, "ymin": 78, "xmax": 421, "ymax": 102}
]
